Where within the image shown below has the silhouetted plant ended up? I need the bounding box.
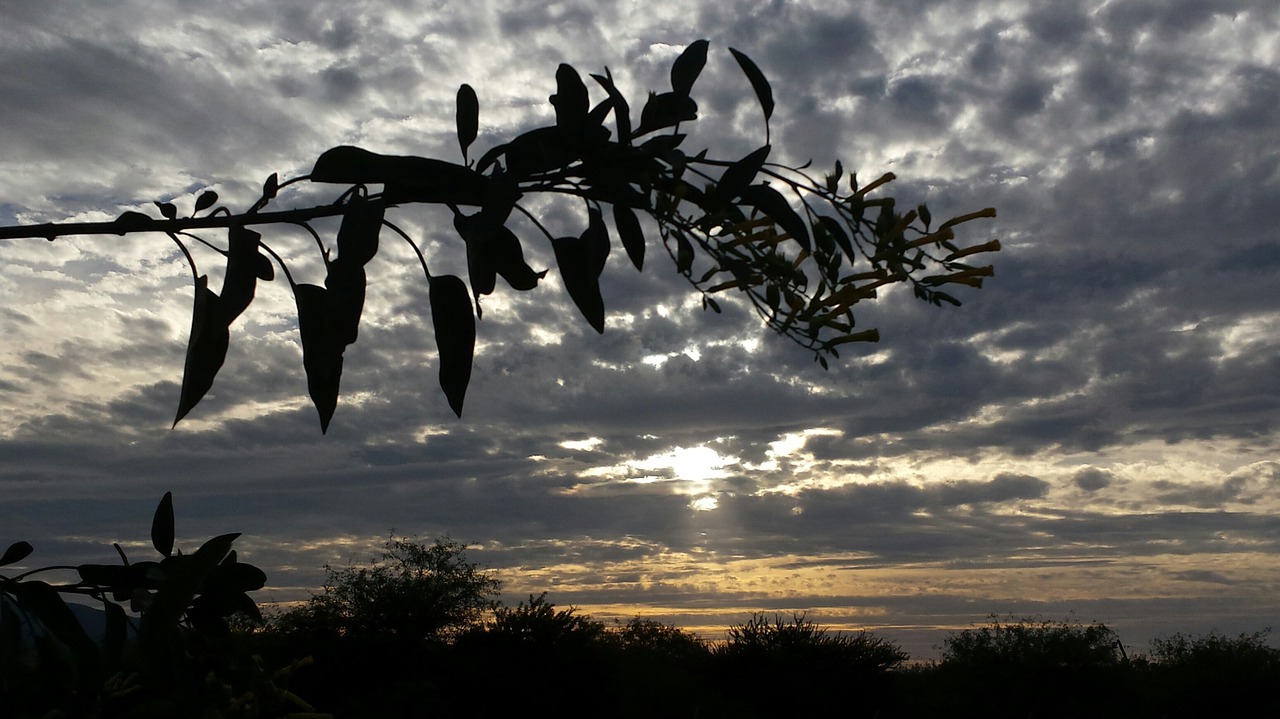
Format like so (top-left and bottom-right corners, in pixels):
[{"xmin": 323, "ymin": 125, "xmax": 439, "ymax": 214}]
[
  {"xmin": 466, "ymin": 592, "xmax": 607, "ymax": 648},
  {"xmin": 269, "ymin": 535, "xmax": 500, "ymax": 644},
  {"xmin": 939, "ymin": 614, "xmax": 1122, "ymax": 670},
  {"xmin": 1142, "ymin": 629, "xmax": 1280, "ymax": 717},
  {"xmin": 934, "ymin": 614, "xmax": 1133, "ymax": 719},
  {"xmin": 713, "ymin": 612, "xmax": 907, "ymax": 718},
  {"xmin": 0, "ymin": 494, "xmax": 319, "ymax": 718},
  {"xmin": 613, "ymin": 615, "xmax": 708, "ymax": 659},
  {"xmin": 720, "ymin": 611, "xmax": 907, "ymax": 671},
  {"xmin": 0, "ymin": 40, "xmax": 998, "ymax": 431}
]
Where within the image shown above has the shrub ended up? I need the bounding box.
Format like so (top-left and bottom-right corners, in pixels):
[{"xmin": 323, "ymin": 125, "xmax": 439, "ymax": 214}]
[
  {"xmin": 1142, "ymin": 629, "xmax": 1280, "ymax": 717},
  {"xmin": 934, "ymin": 615, "xmax": 1133, "ymax": 719},
  {"xmin": 269, "ymin": 535, "xmax": 500, "ymax": 645},
  {"xmin": 714, "ymin": 613, "xmax": 907, "ymax": 718}
]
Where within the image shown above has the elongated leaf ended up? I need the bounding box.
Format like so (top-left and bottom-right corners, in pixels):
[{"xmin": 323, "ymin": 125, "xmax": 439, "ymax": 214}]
[
  {"xmin": 675, "ymin": 232, "xmax": 695, "ymax": 275},
  {"xmin": 711, "ymin": 145, "xmax": 770, "ymax": 206},
  {"xmin": 294, "ymin": 283, "xmax": 342, "ymax": 433},
  {"xmin": 220, "ymin": 226, "xmax": 261, "ymax": 324},
  {"xmin": 311, "ymin": 146, "xmax": 488, "ymax": 206},
  {"xmin": 429, "ymin": 275, "xmax": 476, "ymax": 417},
  {"xmin": 738, "ymin": 184, "xmax": 811, "ymax": 252},
  {"xmin": 671, "ymin": 39, "xmax": 709, "ymax": 99},
  {"xmin": 492, "ymin": 226, "xmax": 547, "ymax": 291},
  {"xmin": 174, "ymin": 275, "xmax": 230, "ymax": 426},
  {"xmin": 205, "ymin": 561, "xmax": 268, "ymax": 593},
  {"xmin": 456, "ymin": 83, "xmax": 479, "ymax": 162},
  {"xmin": 613, "ymin": 203, "xmax": 645, "ymax": 271},
  {"xmin": 194, "ymin": 190, "xmax": 218, "ymax": 215},
  {"xmin": 816, "ymin": 215, "xmax": 856, "ymax": 261},
  {"xmin": 551, "ymin": 63, "xmax": 589, "ymax": 131},
  {"xmin": 590, "ymin": 70, "xmax": 631, "ymax": 143},
  {"xmin": 584, "ymin": 207, "xmax": 610, "ymax": 276},
  {"xmin": 0, "ymin": 540, "xmax": 33, "ymax": 567},
  {"xmin": 729, "ymin": 47, "xmax": 774, "ymax": 122},
  {"xmin": 633, "ymin": 92, "xmax": 698, "ymax": 138},
  {"xmin": 553, "ymin": 231, "xmax": 606, "ymax": 334},
  {"xmin": 152, "ymin": 492, "xmax": 175, "ymax": 558},
  {"xmin": 325, "ymin": 196, "xmax": 383, "ymax": 348}
]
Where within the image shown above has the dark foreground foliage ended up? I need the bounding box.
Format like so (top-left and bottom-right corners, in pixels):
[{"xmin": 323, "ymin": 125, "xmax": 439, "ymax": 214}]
[{"xmin": 5, "ymin": 504, "xmax": 1280, "ymax": 718}]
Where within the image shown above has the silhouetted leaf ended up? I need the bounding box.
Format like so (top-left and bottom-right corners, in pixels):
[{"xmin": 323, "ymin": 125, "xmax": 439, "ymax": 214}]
[
  {"xmin": 174, "ymin": 275, "xmax": 230, "ymax": 426},
  {"xmin": 114, "ymin": 210, "xmax": 155, "ymax": 234},
  {"xmin": 453, "ymin": 208, "xmax": 546, "ymax": 293},
  {"xmin": 294, "ymin": 283, "xmax": 342, "ymax": 433},
  {"xmin": 551, "ymin": 63, "xmax": 589, "ymax": 131},
  {"xmin": 311, "ymin": 146, "xmax": 488, "ymax": 206},
  {"xmin": 487, "ymin": 125, "xmax": 608, "ymax": 177},
  {"xmin": 262, "ymin": 172, "xmax": 279, "ymax": 201},
  {"xmin": 205, "ymin": 561, "xmax": 268, "ymax": 593},
  {"xmin": 675, "ymin": 232, "xmax": 695, "ymax": 275},
  {"xmin": 671, "ymin": 39, "xmax": 709, "ymax": 99},
  {"xmin": 0, "ymin": 540, "xmax": 33, "ymax": 567},
  {"xmin": 729, "ymin": 47, "xmax": 774, "ymax": 122},
  {"xmin": 553, "ymin": 224, "xmax": 608, "ymax": 334},
  {"xmin": 590, "ymin": 70, "xmax": 631, "ymax": 143},
  {"xmin": 918, "ymin": 203, "xmax": 932, "ymax": 229},
  {"xmin": 738, "ymin": 185, "xmax": 811, "ymax": 252},
  {"xmin": 324, "ymin": 196, "xmax": 383, "ymax": 348},
  {"xmin": 220, "ymin": 226, "xmax": 261, "ymax": 325},
  {"xmin": 255, "ymin": 251, "xmax": 275, "ymax": 281},
  {"xmin": 152, "ymin": 492, "xmax": 175, "ymax": 558},
  {"xmin": 613, "ymin": 203, "xmax": 645, "ymax": 271},
  {"xmin": 429, "ymin": 275, "xmax": 475, "ymax": 417},
  {"xmin": 634, "ymin": 92, "xmax": 698, "ymax": 138},
  {"xmin": 194, "ymin": 190, "xmax": 218, "ymax": 215},
  {"xmin": 456, "ymin": 83, "xmax": 479, "ymax": 162},
  {"xmin": 584, "ymin": 207, "xmax": 610, "ymax": 276},
  {"xmin": 711, "ymin": 145, "xmax": 770, "ymax": 206},
  {"xmin": 154, "ymin": 201, "xmax": 177, "ymax": 220},
  {"xmin": 816, "ymin": 215, "xmax": 856, "ymax": 261}
]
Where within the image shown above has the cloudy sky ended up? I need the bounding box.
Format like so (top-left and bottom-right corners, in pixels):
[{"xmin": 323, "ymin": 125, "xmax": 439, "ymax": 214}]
[{"xmin": 2, "ymin": 0, "xmax": 1278, "ymax": 657}]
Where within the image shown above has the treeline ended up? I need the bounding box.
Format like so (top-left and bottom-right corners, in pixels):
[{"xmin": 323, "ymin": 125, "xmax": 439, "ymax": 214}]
[
  {"xmin": 4, "ymin": 505, "xmax": 1279, "ymax": 718},
  {"xmin": 247, "ymin": 537, "xmax": 1280, "ymax": 719}
]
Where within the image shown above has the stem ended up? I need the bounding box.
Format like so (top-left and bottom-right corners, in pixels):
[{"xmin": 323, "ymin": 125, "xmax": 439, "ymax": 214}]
[{"xmin": 0, "ymin": 202, "xmax": 358, "ymax": 242}]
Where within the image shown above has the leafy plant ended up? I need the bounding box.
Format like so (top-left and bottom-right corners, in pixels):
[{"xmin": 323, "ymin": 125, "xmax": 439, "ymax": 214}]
[
  {"xmin": 0, "ymin": 493, "xmax": 319, "ymax": 718},
  {"xmin": 269, "ymin": 535, "xmax": 501, "ymax": 644},
  {"xmin": 0, "ymin": 40, "xmax": 998, "ymax": 431}
]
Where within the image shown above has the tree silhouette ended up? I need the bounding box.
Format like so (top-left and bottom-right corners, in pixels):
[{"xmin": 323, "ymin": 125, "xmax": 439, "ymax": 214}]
[{"xmin": 0, "ymin": 40, "xmax": 998, "ymax": 432}]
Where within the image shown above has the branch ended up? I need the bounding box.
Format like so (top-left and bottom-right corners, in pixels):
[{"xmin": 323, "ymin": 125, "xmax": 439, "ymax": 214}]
[{"xmin": 0, "ymin": 40, "xmax": 1000, "ymax": 431}]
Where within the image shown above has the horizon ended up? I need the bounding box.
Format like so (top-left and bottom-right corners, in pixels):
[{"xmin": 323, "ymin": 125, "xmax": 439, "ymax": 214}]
[{"xmin": 2, "ymin": 1, "xmax": 1278, "ymax": 663}]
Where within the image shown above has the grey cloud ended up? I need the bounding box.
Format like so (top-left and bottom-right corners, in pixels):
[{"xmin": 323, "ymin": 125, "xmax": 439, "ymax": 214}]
[{"xmin": 1074, "ymin": 468, "xmax": 1114, "ymax": 492}]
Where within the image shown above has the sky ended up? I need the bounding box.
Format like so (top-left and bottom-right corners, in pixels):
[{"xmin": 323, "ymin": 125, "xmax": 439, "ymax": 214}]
[{"xmin": 1, "ymin": 0, "xmax": 1278, "ymax": 659}]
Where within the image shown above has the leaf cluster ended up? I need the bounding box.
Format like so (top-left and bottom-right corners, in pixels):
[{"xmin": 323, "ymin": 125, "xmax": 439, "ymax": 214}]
[{"xmin": 0, "ymin": 494, "xmax": 317, "ymax": 718}]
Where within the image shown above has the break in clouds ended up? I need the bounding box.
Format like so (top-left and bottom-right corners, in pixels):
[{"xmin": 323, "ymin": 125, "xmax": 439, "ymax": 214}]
[{"xmin": 1, "ymin": 0, "xmax": 1278, "ymax": 654}]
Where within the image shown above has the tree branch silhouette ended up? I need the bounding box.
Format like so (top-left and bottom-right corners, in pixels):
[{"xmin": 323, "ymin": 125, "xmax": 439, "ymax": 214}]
[{"xmin": 0, "ymin": 40, "xmax": 998, "ymax": 432}]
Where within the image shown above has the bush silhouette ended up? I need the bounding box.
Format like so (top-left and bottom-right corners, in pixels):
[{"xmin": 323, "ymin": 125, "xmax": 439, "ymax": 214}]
[
  {"xmin": 933, "ymin": 615, "xmax": 1135, "ymax": 718},
  {"xmin": 712, "ymin": 612, "xmax": 907, "ymax": 718},
  {"xmin": 269, "ymin": 535, "xmax": 499, "ymax": 645},
  {"xmin": 1142, "ymin": 629, "xmax": 1280, "ymax": 717}
]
